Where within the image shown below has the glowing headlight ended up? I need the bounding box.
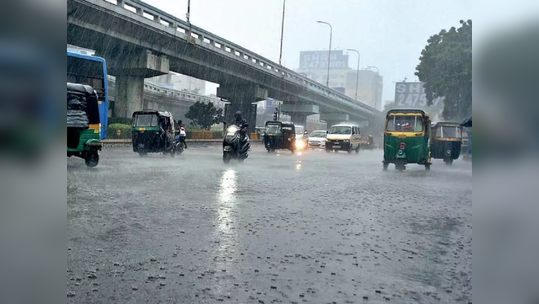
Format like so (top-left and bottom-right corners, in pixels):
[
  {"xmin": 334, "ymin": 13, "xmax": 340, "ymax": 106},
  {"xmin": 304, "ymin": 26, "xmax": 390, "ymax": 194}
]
[
  {"xmin": 227, "ymin": 125, "xmax": 239, "ymax": 136},
  {"xmin": 295, "ymin": 140, "xmax": 306, "ymax": 149}
]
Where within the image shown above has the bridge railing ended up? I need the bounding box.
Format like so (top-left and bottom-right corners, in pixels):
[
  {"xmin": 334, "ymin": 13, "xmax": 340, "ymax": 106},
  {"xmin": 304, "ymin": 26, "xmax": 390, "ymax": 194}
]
[{"xmin": 100, "ymin": 0, "xmax": 378, "ymax": 115}]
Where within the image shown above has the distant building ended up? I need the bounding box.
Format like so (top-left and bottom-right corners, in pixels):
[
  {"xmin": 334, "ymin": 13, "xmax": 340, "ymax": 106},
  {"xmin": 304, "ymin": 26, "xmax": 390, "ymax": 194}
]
[
  {"xmin": 298, "ymin": 50, "xmax": 350, "ymax": 89},
  {"xmin": 297, "ymin": 50, "xmax": 383, "ymax": 110},
  {"xmin": 345, "ymin": 70, "xmax": 383, "ymax": 110}
]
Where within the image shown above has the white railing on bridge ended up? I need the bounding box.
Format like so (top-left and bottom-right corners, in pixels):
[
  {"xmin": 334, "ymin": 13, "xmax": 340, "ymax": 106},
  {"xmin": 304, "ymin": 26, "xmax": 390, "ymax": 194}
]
[{"xmin": 99, "ymin": 0, "xmax": 378, "ymax": 115}]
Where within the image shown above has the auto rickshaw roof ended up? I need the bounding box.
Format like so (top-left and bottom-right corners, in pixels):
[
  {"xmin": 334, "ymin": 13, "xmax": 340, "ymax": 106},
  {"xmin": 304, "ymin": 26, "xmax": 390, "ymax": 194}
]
[
  {"xmin": 132, "ymin": 110, "xmax": 173, "ymax": 118},
  {"xmin": 432, "ymin": 121, "xmax": 462, "ymax": 127},
  {"xmin": 461, "ymin": 117, "xmax": 472, "ymax": 127},
  {"xmin": 386, "ymin": 109, "xmax": 427, "ymax": 119},
  {"xmin": 67, "ymin": 82, "xmax": 95, "ymax": 95}
]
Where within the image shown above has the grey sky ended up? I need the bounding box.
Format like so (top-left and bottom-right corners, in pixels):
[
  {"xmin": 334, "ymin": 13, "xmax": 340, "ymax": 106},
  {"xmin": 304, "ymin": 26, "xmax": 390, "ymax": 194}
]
[{"xmin": 144, "ymin": 0, "xmax": 472, "ymax": 104}]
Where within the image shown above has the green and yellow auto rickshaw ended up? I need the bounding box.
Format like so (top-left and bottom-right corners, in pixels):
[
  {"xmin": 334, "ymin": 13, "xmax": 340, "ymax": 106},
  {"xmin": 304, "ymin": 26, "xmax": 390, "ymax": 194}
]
[
  {"xmin": 67, "ymin": 82, "xmax": 102, "ymax": 167},
  {"xmin": 383, "ymin": 109, "xmax": 432, "ymax": 171},
  {"xmin": 430, "ymin": 122, "xmax": 463, "ymax": 165},
  {"xmin": 132, "ymin": 110, "xmax": 176, "ymax": 157},
  {"xmin": 263, "ymin": 121, "xmax": 296, "ymax": 153}
]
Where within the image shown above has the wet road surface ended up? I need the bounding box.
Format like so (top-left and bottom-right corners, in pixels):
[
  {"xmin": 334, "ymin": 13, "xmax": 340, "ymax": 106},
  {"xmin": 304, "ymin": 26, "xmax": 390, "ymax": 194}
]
[{"xmin": 68, "ymin": 145, "xmax": 472, "ymax": 303}]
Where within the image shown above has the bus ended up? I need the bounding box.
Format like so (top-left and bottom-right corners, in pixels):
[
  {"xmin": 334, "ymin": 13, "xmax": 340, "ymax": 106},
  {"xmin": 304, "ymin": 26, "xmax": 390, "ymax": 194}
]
[{"xmin": 67, "ymin": 50, "xmax": 109, "ymax": 139}]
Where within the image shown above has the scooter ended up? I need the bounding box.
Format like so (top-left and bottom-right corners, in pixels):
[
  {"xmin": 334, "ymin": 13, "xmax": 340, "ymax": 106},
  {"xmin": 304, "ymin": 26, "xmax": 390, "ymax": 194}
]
[{"xmin": 223, "ymin": 124, "xmax": 249, "ymax": 163}]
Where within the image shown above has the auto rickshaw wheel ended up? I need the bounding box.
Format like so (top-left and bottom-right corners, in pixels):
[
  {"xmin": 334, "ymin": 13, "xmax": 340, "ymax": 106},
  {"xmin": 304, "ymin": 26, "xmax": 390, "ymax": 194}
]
[
  {"xmin": 85, "ymin": 150, "xmax": 99, "ymax": 168},
  {"xmin": 383, "ymin": 162, "xmax": 389, "ymax": 171},
  {"xmin": 425, "ymin": 164, "xmax": 431, "ymax": 170},
  {"xmin": 138, "ymin": 151, "xmax": 147, "ymax": 157},
  {"xmin": 395, "ymin": 159, "xmax": 405, "ymax": 171},
  {"xmin": 444, "ymin": 158, "xmax": 453, "ymax": 165},
  {"xmin": 355, "ymin": 145, "xmax": 360, "ymax": 154}
]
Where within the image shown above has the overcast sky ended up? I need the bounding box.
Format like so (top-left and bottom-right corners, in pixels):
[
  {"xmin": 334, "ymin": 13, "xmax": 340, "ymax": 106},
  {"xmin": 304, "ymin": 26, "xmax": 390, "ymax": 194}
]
[{"xmin": 143, "ymin": 0, "xmax": 474, "ymax": 103}]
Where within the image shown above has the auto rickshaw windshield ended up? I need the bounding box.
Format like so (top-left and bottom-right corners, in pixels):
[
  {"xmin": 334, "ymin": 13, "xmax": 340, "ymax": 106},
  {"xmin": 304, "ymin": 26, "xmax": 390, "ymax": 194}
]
[
  {"xmin": 134, "ymin": 114, "xmax": 159, "ymax": 127},
  {"xmin": 386, "ymin": 115, "xmax": 424, "ymax": 132},
  {"xmin": 265, "ymin": 124, "xmax": 281, "ymax": 135},
  {"xmin": 436, "ymin": 126, "xmax": 462, "ymax": 138}
]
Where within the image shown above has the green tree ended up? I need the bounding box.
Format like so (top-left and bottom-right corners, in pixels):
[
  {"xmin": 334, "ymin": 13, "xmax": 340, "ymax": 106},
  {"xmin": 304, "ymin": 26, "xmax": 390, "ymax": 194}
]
[
  {"xmin": 185, "ymin": 101, "xmax": 223, "ymax": 130},
  {"xmin": 415, "ymin": 20, "xmax": 472, "ymax": 120}
]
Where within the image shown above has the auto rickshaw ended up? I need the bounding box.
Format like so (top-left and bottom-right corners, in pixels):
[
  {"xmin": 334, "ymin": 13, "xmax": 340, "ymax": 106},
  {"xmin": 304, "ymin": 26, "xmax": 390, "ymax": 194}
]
[
  {"xmin": 431, "ymin": 122, "xmax": 463, "ymax": 165},
  {"xmin": 263, "ymin": 121, "xmax": 296, "ymax": 153},
  {"xmin": 67, "ymin": 82, "xmax": 102, "ymax": 167},
  {"xmin": 132, "ymin": 110, "xmax": 176, "ymax": 157},
  {"xmin": 383, "ymin": 109, "xmax": 432, "ymax": 171}
]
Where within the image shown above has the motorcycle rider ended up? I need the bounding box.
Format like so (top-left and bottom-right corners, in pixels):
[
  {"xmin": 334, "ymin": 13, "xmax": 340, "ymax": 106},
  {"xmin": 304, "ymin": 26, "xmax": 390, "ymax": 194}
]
[
  {"xmin": 234, "ymin": 111, "xmax": 248, "ymax": 137},
  {"xmin": 179, "ymin": 123, "xmax": 187, "ymax": 149},
  {"xmin": 176, "ymin": 120, "xmax": 187, "ymax": 149},
  {"xmin": 233, "ymin": 111, "xmax": 249, "ymax": 155}
]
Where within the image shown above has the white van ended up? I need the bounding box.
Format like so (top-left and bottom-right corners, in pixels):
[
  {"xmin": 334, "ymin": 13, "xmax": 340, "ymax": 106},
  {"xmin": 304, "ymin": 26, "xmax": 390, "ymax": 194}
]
[{"xmin": 325, "ymin": 124, "xmax": 361, "ymax": 153}]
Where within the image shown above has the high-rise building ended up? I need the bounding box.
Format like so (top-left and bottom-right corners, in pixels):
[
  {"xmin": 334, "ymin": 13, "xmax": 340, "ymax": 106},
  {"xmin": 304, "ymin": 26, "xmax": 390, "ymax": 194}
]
[{"xmin": 345, "ymin": 70, "xmax": 383, "ymax": 110}]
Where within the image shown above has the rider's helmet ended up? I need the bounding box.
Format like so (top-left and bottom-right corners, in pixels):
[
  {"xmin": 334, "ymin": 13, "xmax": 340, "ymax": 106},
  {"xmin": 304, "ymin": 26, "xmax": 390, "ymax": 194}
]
[{"xmin": 235, "ymin": 111, "xmax": 242, "ymax": 121}]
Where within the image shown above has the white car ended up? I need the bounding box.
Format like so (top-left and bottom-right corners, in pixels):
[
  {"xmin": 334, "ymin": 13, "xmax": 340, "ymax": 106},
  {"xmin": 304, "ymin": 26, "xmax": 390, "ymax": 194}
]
[{"xmin": 308, "ymin": 130, "xmax": 327, "ymax": 148}]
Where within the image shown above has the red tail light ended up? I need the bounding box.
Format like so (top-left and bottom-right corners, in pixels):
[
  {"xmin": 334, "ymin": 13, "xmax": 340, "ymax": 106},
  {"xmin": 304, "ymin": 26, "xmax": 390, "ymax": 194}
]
[{"xmin": 400, "ymin": 142, "xmax": 406, "ymax": 149}]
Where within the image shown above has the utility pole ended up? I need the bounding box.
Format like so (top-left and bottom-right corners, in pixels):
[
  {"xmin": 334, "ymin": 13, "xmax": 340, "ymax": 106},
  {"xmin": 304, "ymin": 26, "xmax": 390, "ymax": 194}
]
[
  {"xmin": 186, "ymin": 0, "xmax": 191, "ymax": 24},
  {"xmin": 346, "ymin": 49, "xmax": 360, "ymax": 100},
  {"xmin": 278, "ymin": 0, "xmax": 286, "ymax": 66}
]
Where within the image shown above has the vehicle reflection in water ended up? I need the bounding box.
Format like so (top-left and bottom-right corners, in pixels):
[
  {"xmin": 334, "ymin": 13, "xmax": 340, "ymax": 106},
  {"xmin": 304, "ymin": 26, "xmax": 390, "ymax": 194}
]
[
  {"xmin": 296, "ymin": 161, "xmax": 302, "ymax": 171},
  {"xmin": 217, "ymin": 168, "xmax": 237, "ymax": 237},
  {"xmin": 214, "ymin": 168, "xmax": 239, "ymax": 294}
]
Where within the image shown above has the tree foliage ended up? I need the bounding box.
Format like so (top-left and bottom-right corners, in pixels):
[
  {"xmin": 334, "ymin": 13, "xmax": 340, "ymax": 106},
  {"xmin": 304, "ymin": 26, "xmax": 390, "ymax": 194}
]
[
  {"xmin": 415, "ymin": 20, "xmax": 472, "ymax": 120},
  {"xmin": 185, "ymin": 101, "xmax": 223, "ymax": 130}
]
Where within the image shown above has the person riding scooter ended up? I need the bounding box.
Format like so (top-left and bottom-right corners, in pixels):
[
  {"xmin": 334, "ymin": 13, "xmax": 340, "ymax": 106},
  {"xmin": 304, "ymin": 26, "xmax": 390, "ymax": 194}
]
[
  {"xmin": 234, "ymin": 111, "xmax": 248, "ymax": 138},
  {"xmin": 175, "ymin": 120, "xmax": 187, "ymax": 149},
  {"xmin": 233, "ymin": 111, "xmax": 250, "ymax": 154}
]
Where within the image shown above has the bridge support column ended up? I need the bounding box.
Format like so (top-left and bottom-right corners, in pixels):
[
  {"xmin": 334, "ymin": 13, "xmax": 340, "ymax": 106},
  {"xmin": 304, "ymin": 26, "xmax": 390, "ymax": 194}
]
[
  {"xmin": 217, "ymin": 84, "xmax": 268, "ymax": 133},
  {"xmin": 281, "ymin": 103, "xmax": 319, "ymax": 129},
  {"xmin": 115, "ymin": 75, "xmax": 144, "ymax": 119},
  {"xmin": 106, "ymin": 50, "xmax": 170, "ymax": 118},
  {"xmin": 320, "ymin": 112, "xmax": 349, "ymax": 128}
]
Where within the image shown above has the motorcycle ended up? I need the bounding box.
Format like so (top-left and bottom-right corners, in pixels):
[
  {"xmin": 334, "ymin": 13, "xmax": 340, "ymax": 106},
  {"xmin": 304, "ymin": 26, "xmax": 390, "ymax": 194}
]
[{"xmin": 223, "ymin": 124, "xmax": 250, "ymax": 163}]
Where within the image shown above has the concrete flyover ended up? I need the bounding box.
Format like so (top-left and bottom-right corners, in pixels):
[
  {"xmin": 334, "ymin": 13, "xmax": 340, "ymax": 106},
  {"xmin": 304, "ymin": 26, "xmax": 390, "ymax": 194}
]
[{"xmin": 67, "ymin": 0, "xmax": 383, "ymax": 131}]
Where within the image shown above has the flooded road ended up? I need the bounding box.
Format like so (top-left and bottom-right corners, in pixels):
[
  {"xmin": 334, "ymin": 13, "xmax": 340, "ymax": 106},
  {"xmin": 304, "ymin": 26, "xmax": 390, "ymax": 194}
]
[{"xmin": 67, "ymin": 145, "xmax": 472, "ymax": 303}]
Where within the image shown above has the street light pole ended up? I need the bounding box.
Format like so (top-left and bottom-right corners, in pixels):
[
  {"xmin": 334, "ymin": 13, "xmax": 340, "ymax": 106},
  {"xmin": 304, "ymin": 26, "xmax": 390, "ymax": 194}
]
[
  {"xmin": 279, "ymin": 0, "xmax": 286, "ymax": 66},
  {"xmin": 367, "ymin": 66, "xmax": 380, "ymax": 110},
  {"xmin": 186, "ymin": 0, "xmax": 192, "ymax": 38},
  {"xmin": 347, "ymin": 49, "xmax": 360, "ymax": 100},
  {"xmin": 317, "ymin": 21, "xmax": 332, "ymax": 87}
]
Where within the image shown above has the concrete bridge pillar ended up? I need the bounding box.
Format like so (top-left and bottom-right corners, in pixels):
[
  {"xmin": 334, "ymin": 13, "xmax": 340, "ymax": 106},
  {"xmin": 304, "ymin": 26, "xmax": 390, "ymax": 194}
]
[
  {"xmin": 105, "ymin": 50, "xmax": 170, "ymax": 118},
  {"xmin": 290, "ymin": 113, "xmax": 307, "ymax": 129},
  {"xmin": 281, "ymin": 103, "xmax": 319, "ymax": 130},
  {"xmin": 115, "ymin": 75, "xmax": 145, "ymax": 119},
  {"xmin": 320, "ymin": 112, "xmax": 350, "ymax": 128},
  {"xmin": 217, "ymin": 84, "xmax": 268, "ymax": 133}
]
